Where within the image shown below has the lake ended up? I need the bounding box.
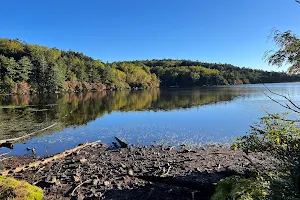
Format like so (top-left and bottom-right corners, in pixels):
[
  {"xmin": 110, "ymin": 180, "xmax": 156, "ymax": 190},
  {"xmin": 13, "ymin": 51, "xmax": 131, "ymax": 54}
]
[{"xmin": 1, "ymin": 82, "xmax": 300, "ymax": 156}]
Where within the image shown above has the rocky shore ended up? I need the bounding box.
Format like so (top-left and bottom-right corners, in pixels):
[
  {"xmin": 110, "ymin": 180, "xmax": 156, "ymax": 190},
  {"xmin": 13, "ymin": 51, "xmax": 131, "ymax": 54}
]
[{"xmin": 0, "ymin": 142, "xmax": 278, "ymax": 200}]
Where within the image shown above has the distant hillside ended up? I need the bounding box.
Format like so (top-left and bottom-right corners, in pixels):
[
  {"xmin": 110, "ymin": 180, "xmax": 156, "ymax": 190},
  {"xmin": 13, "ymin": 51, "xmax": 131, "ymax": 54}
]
[
  {"xmin": 0, "ymin": 38, "xmax": 159, "ymax": 94},
  {"xmin": 0, "ymin": 39, "xmax": 299, "ymax": 94},
  {"xmin": 116, "ymin": 59, "xmax": 300, "ymax": 87}
]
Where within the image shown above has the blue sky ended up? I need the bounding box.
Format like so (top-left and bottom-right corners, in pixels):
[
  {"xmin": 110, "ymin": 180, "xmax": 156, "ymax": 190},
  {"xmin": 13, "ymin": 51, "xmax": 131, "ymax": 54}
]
[{"xmin": 1, "ymin": 0, "xmax": 299, "ymax": 71}]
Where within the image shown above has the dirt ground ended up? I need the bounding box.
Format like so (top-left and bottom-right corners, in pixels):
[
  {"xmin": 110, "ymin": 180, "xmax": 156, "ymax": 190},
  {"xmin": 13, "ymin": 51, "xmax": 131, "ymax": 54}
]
[{"xmin": 0, "ymin": 143, "xmax": 278, "ymax": 200}]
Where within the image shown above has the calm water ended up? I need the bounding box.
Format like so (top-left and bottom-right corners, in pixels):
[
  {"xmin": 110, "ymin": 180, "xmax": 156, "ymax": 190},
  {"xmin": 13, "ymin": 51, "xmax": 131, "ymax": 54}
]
[{"xmin": 0, "ymin": 83, "xmax": 300, "ymax": 156}]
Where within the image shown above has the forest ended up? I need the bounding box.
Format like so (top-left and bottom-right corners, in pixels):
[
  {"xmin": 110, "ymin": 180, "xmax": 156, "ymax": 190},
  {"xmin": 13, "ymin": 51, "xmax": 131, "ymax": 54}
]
[
  {"xmin": 0, "ymin": 38, "xmax": 159, "ymax": 94},
  {"xmin": 1, "ymin": 38, "xmax": 300, "ymax": 94},
  {"xmin": 121, "ymin": 59, "xmax": 300, "ymax": 86}
]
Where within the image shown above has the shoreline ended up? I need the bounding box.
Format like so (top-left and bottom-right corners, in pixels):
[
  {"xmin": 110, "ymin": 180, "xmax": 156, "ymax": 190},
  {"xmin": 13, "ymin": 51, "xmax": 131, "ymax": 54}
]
[
  {"xmin": 2, "ymin": 81, "xmax": 300, "ymax": 96},
  {"xmin": 0, "ymin": 142, "xmax": 278, "ymax": 199}
]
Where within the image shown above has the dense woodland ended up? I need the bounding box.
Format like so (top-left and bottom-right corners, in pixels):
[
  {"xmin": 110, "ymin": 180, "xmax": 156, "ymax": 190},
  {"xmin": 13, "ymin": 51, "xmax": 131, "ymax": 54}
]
[
  {"xmin": 121, "ymin": 60, "xmax": 300, "ymax": 86},
  {"xmin": 1, "ymin": 38, "xmax": 300, "ymax": 94},
  {"xmin": 0, "ymin": 38, "xmax": 159, "ymax": 94}
]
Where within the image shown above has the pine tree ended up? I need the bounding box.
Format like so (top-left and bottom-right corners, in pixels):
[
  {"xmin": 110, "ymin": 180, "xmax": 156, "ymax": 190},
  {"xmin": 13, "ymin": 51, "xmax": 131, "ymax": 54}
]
[{"xmin": 18, "ymin": 56, "xmax": 32, "ymax": 82}]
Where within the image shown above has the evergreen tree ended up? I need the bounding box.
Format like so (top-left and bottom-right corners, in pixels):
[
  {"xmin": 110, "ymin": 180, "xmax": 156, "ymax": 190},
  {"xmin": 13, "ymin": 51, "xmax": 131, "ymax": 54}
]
[{"xmin": 18, "ymin": 56, "xmax": 32, "ymax": 82}]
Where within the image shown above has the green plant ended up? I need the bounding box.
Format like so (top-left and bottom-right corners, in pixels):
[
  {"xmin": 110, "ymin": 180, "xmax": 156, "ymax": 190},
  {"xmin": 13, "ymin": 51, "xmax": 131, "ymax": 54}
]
[
  {"xmin": 228, "ymin": 113, "xmax": 300, "ymax": 200},
  {"xmin": 0, "ymin": 175, "xmax": 43, "ymax": 200},
  {"xmin": 232, "ymin": 113, "xmax": 300, "ymax": 157},
  {"xmin": 211, "ymin": 176, "xmax": 269, "ymax": 200}
]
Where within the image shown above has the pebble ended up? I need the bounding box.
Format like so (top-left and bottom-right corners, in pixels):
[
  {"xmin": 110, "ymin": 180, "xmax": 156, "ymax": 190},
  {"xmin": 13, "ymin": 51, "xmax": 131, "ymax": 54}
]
[
  {"xmin": 128, "ymin": 168, "xmax": 134, "ymax": 176},
  {"xmin": 104, "ymin": 181, "xmax": 110, "ymax": 186}
]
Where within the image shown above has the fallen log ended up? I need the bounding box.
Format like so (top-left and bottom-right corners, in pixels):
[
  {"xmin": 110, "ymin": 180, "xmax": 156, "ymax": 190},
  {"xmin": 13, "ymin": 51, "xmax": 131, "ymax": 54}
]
[
  {"xmin": 0, "ymin": 140, "xmax": 102, "ymax": 176},
  {"xmin": 115, "ymin": 136, "xmax": 128, "ymax": 148},
  {"xmin": 136, "ymin": 175, "xmax": 216, "ymax": 197},
  {"xmin": 135, "ymin": 170, "xmax": 237, "ymax": 198},
  {"xmin": 0, "ymin": 152, "xmax": 11, "ymax": 157},
  {"xmin": 0, "ymin": 105, "xmax": 37, "ymax": 109},
  {"xmin": 0, "ymin": 104, "xmax": 57, "ymax": 109}
]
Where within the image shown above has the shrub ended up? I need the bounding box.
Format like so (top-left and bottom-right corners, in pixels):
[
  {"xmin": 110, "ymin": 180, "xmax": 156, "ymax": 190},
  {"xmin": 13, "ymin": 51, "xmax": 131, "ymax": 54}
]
[
  {"xmin": 232, "ymin": 113, "xmax": 300, "ymax": 157},
  {"xmin": 211, "ymin": 176, "xmax": 269, "ymax": 200},
  {"xmin": 0, "ymin": 175, "xmax": 43, "ymax": 200},
  {"xmin": 224, "ymin": 113, "xmax": 300, "ymax": 200}
]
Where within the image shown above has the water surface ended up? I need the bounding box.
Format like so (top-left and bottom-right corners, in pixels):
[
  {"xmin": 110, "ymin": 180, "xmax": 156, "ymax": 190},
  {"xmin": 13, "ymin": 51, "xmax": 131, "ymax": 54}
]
[{"xmin": 1, "ymin": 83, "xmax": 299, "ymax": 156}]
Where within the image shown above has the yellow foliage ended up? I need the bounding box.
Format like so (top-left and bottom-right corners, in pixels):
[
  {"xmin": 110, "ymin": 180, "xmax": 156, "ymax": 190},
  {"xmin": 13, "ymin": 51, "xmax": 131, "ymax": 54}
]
[{"xmin": 276, "ymin": 137, "xmax": 281, "ymax": 144}]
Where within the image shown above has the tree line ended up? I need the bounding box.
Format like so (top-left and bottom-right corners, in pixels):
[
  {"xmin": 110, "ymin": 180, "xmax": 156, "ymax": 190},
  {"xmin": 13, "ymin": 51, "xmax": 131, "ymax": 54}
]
[
  {"xmin": 1, "ymin": 38, "xmax": 300, "ymax": 94},
  {"xmin": 0, "ymin": 38, "xmax": 159, "ymax": 94},
  {"xmin": 121, "ymin": 59, "xmax": 300, "ymax": 86}
]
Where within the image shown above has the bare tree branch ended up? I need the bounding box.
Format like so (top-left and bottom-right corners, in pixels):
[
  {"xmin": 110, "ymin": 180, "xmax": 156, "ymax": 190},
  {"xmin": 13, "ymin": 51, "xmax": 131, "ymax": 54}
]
[
  {"xmin": 262, "ymin": 82, "xmax": 300, "ymax": 111},
  {"xmin": 263, "ymin": 91, "xmax": 300, "ymax": 114}
]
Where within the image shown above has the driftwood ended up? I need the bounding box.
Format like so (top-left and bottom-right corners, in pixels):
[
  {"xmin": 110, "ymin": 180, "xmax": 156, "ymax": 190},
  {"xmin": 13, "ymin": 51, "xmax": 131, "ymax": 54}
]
[
  {"xmin": 0, "ymin": 105, "xmax": 37, "ymax": 109},
  {"xmin": 0, "ymin": 104, "xmax": 58, "ymax": 109},
  {"xmin": 114, "ymin": 136, "xmax": 128, "ymax": 148},
  {"xmin": 71, "ymin": 179, "xmax": 91, "ymax": 196},
  {"xmin": 0, "ymin": 123, "xmax": 58, "ymax": 145},
  {"xmin": 0, "ymin": 142, "xmax": 13, "ymax": 149},
  {"xmin": 30, "ymin": 109, "xmax": 50, "ymax": 112},
  {"xmin": 0, "ymin": 152, "xmax": 11, "ymax": 157},
  {"xmin": 0, "ymin": 140, "xmax": 101, "ymax": 176}
]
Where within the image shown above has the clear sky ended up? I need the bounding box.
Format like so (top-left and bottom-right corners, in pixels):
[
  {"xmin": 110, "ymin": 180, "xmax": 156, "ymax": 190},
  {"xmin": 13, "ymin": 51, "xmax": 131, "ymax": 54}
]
[{"xmin": 1, "ymin": 0, "xmax": 299, "ymax": 71}]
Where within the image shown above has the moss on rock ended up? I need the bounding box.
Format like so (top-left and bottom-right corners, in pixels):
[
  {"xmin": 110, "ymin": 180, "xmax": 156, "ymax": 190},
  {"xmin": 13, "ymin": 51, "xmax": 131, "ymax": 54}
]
[{"xmin": 0, "ymin": 175, "xmax": 43, "ymax": 200}]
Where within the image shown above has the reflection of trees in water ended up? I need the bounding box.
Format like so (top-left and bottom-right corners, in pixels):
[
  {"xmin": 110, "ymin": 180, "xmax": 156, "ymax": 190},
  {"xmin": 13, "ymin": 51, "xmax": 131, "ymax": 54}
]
[
  {"xmin": 153, "ymin": 88, "xmax": 238, "ymax": 110},
  {"xmin": 0, "ymin": 88, "xmax": 246, "ymax": 139},
  {"xmin": 0, "ymin": 107, "xmax": 60, "ymax": 140}
]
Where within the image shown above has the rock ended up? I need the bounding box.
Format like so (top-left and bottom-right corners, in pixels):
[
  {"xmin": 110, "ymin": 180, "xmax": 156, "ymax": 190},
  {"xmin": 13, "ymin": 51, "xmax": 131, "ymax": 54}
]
[
  {"xmin": 128, "ymin": 168, "xmax": 134, "ymax": 176},
  {"xmin": 103, "ymin": 181, "xmax": 110, "ymax": 186},
  {"xmin": 76, "ymin": 194, "xmax": 84, "ymax": 200},
  {"xmin": 32, "ymin": 147, "xmax": 36, "ymax": 155},
  {"xmin": 45, "ymin": 176, "xmax": 60, "ymax": 185},
  {"xmin": 92, "ymin": 179, "xmax": 98, "ymax": 186},
  {"xmin": 180, "ymin": 149, "xmax": 191, "ymax": 153},
  {"xmin": 79, "ymin": 158, "xmax": 87, "ymax": 163},
  {"xmin": 120, "ymin": 162, "xmax": 126, "ymax": 168},
  {"xmin": 2, "ymin": 143, "xmax": 279, "ymax": 199},
  {"xmin": 90, "ymin": 187, "xmax": 96, "ymax": 194},
  {"xmin": 122, "ymin": 176, "xmax": 131, "ymax": 185},
  {"xmin": 73, "ymin": 175, "xmax": 81, "ymax": 182}
]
